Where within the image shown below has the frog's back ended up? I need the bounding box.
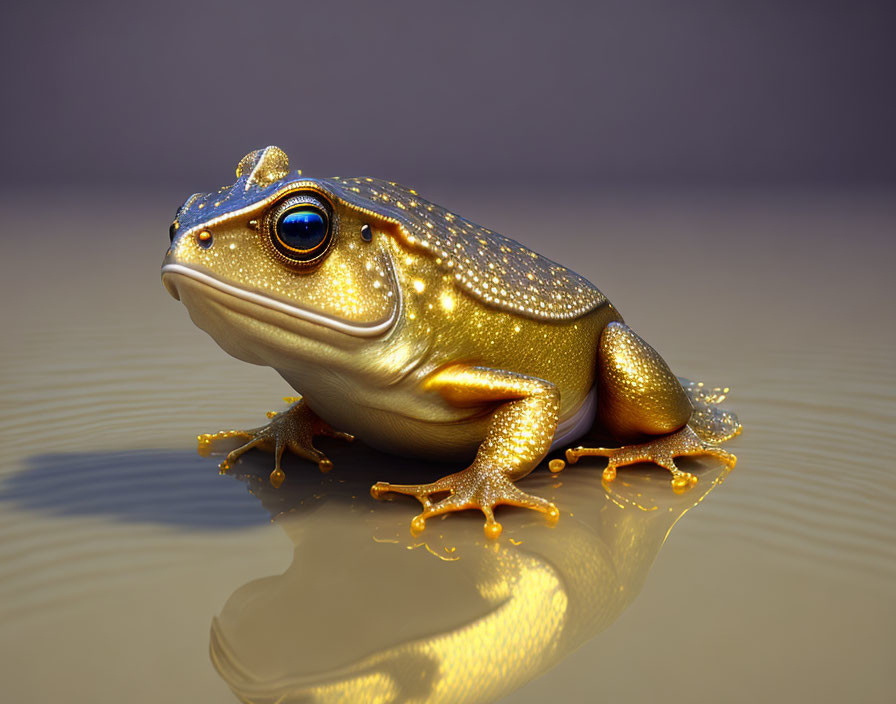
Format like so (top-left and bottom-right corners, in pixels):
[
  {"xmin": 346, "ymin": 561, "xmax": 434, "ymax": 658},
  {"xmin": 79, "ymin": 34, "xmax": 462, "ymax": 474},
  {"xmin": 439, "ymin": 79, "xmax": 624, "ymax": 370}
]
[
  {"xmin": 324, "ymin": 177, "xmax": 608, "ymax": 322},
  {"xmin": 170, "ymin": 144, "xmax": 608, "ymax": 323}
]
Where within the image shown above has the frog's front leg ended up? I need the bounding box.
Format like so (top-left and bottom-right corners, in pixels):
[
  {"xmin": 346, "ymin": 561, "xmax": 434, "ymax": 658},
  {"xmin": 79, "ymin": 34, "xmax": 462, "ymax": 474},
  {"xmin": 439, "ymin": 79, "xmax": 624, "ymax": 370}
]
[
  {"xmin": 198, "ymin": 397, "xmax": 354, "ymax": 488},
  {"xmin": 370, "ymin": 365, "xmax": 561, "ymax": 539}
]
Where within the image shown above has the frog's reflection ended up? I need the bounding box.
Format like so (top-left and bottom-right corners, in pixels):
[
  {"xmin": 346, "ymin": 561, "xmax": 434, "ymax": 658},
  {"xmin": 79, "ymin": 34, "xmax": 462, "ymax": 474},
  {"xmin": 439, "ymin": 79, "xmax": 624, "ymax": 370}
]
[{"xmin": 209, "ymin": 441, "xmax": 729, "ymax": 704}]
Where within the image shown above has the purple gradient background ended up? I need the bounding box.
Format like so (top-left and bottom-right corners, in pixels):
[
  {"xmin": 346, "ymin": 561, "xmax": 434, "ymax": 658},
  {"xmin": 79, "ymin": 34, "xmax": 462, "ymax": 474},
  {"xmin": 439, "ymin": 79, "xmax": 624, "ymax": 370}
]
[
  {"xmin": 1, "ymin": 5, "xmax": 895, "ymax": 703},
  {"xmin": 1, "ymin": 1, "xmax": 894, "ymax": 192}
]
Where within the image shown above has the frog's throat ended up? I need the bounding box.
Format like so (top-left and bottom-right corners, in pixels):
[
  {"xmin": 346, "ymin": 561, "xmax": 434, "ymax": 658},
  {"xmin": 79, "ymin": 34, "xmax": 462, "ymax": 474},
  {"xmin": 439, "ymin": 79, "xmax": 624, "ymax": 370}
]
[{"xmin": 160, "ymin": 258, "xmax": 401, "ymax": 338}]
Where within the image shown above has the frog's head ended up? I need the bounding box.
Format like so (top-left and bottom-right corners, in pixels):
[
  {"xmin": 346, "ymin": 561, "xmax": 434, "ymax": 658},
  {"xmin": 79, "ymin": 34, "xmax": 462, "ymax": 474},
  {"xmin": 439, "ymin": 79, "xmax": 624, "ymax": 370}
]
[{"xmin": 162, "ymin": 147, "xmax": 403, "ymax": 368}]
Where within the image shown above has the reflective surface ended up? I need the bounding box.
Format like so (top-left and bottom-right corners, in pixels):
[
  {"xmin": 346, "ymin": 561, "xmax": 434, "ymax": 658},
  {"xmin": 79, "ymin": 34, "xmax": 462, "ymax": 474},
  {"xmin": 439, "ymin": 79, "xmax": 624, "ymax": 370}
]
[
  {"xmin": 1, "ymin": 189, "xmax": 894, "ymax": 702},
  {"xmin": 209, "ymin": 453, "xmax": 729, "ymax": 703}
]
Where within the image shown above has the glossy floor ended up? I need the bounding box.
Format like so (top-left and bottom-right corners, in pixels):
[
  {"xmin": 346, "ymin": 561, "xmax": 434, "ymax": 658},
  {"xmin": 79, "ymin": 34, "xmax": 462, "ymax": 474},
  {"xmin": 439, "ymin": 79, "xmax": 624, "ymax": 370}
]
[{"xmin": 1, "ymin": 189, "xmax": 893, "ymax": 703}]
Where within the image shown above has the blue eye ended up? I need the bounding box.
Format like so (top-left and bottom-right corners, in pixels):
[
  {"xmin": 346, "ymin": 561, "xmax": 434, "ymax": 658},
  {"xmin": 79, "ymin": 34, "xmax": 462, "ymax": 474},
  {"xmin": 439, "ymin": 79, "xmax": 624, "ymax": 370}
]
[
  {"xmin": 268, "ymin": 196, "xmax": 333, "ymax": 265},
  {"xmin": 277, "ymin": 209, "xmax": 327, "ymax": 252}
]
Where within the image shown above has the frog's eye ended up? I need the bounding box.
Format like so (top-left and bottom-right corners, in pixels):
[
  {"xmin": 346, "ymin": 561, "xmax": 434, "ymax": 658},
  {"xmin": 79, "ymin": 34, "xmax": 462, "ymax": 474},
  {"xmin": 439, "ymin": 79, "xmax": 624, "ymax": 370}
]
[
  {"xmin": 265, "ymin": 194, "xmax": 334, "ymax": 267},
  {"xmin": 278, "ymin": 208, "xmax": 326, "ymax": 251}
]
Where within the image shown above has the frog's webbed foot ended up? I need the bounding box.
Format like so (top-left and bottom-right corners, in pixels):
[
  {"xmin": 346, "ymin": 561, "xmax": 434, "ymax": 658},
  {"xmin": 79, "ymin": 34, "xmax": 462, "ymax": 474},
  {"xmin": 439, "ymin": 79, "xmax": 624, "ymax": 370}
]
[
  {"xmin": 679, "ymin": 379, "xmax": 743, "ymax": 443},
  {"xmin": 371, "ymin": 460, "xmax": 560, "ymax": 539},
  {"xmin": 197, "ymin": 397, "xmax": 354, "ymax": 488},
  {"xmin": 562, "ymin": 425, "xmax": 736, "ymax": 493}
]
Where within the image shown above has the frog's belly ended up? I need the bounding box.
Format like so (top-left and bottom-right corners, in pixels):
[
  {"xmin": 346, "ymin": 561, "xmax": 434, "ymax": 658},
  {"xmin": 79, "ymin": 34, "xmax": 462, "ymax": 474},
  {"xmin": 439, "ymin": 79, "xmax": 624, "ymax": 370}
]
[
  {"xmin": 293, "ymin": 372, "xmax": 597, "ymax": 462},
  {"xmin": 301, "ymin": 388, "xmax": 489, "ymax": 462},
  {"xmin": 336, "ymin": 405, "xmax": 491, "ymax": 461}
]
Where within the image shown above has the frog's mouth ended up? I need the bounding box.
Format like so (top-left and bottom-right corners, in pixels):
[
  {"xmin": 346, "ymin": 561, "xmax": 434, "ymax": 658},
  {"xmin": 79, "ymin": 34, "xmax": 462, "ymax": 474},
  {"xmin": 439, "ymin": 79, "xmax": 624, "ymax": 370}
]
[{"xmin": 161, "ymin": 255, "xmax": 401, "ymax": 338}]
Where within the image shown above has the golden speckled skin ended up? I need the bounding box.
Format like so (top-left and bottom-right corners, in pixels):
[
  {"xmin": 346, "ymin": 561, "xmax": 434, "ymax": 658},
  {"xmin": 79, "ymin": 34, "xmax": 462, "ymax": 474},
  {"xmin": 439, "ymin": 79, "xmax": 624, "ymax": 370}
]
[
  {"xmin": 596, "ymin": 322, "xmax": 693, "ymax": 440},
  {"xmin": 162, "ymin": 146, "xmax": 741, "ymax": 537}
]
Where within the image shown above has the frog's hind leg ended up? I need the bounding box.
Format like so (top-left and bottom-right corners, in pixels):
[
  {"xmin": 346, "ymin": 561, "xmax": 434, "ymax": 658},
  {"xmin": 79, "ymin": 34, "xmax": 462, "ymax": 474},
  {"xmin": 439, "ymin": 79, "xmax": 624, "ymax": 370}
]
[
  {"xmin": 198, "ymin": 397, "xmax": 354, "ymax": 488},
  {"xmin": 679, "ymin": 379, "xmax": 743, "ymax": 444},
  {"xmin": 593, "ymin": 322, "xmax": 693, "ymax": 440},
  {"xmin": 371, "ymin": 365, "xmax": 561, "ymax": 539},
  {"xmin": 565, "ymin": 425, "xmax": 736, "ymax": 492},
  {"xmin": 559, "ymin": 323, "xmax": 739, "ymax": 490}
]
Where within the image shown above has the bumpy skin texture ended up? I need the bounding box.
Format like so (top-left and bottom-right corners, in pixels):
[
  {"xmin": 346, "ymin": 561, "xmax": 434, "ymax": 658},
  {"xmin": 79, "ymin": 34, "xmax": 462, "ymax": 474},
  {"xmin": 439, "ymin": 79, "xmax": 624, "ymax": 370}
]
[
  {"xmin": 162, "ymin": 146, "xmax": 741, "ymax": 538},
  {"xmin": 597, "ymin": 322, "xmax": 693, "ymax": 441}
]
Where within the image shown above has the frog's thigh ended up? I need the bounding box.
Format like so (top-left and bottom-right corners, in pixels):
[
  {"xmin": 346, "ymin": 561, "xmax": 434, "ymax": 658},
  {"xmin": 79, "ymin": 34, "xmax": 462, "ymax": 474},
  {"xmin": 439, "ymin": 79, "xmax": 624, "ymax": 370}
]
[{"xmin": 597, "ymin": 322, "xmax": 692, "ymax": 441}]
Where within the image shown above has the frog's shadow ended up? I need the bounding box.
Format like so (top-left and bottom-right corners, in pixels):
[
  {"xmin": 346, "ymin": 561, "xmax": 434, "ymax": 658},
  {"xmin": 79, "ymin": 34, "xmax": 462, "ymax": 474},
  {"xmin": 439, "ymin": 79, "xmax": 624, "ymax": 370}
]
[
  {"xmin": 0, "ymin": 439, "xmax": 475, "ymax": 530},
  {"xmin": 0, "ymin": 437, "xmax": 706, "ymax": 530}
]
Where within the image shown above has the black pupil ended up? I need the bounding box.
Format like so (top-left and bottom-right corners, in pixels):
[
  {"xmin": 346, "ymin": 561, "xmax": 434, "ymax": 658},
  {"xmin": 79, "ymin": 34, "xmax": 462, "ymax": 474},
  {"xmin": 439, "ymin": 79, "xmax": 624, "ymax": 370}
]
[{"xmin": 276, "ymin": 208, "xmax": 327, "ymax": 253}]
